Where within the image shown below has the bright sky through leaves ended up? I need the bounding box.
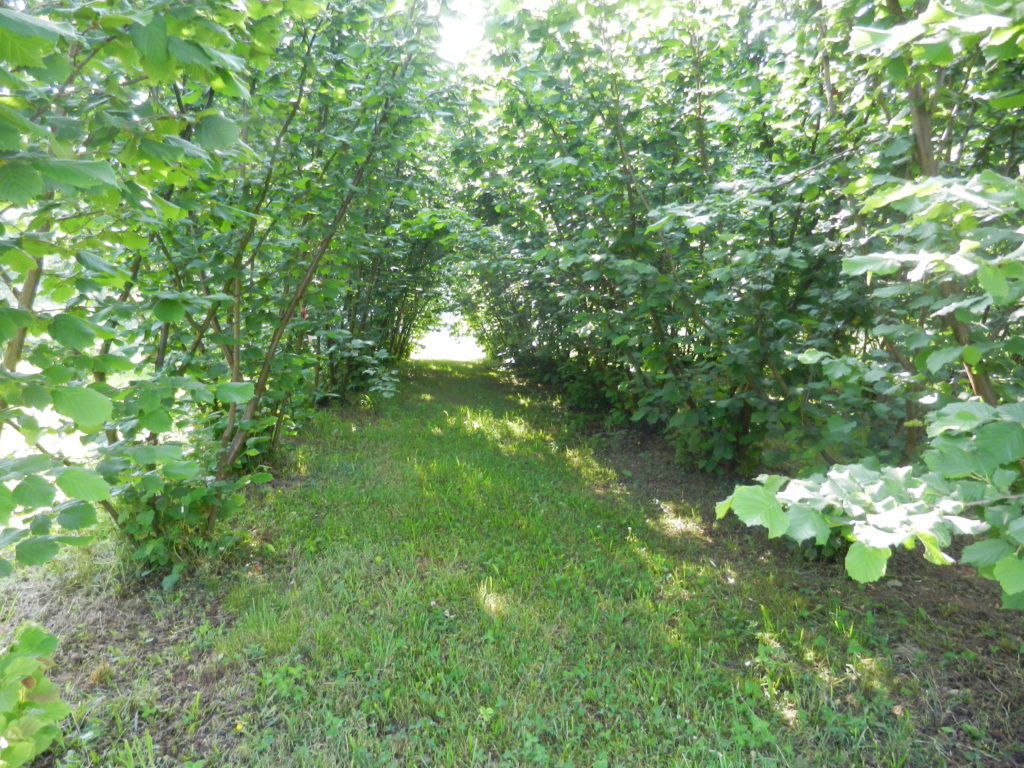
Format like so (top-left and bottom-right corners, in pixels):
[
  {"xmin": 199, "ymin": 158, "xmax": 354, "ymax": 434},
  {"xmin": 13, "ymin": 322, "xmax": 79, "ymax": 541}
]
[{"xmin": 437, "ymin": 0, "xmax": 488, "ymax": 63}]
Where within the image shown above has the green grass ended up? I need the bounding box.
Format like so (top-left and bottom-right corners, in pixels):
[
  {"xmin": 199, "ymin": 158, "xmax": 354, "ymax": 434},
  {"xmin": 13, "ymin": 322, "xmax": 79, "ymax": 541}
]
[
  {"xmin": 36, "ymin": 360, "xmax": 1023, "ymax": 767},
  {"xmin": 213, "ymin": 361, "xmax": 922, "ymax": 767}
]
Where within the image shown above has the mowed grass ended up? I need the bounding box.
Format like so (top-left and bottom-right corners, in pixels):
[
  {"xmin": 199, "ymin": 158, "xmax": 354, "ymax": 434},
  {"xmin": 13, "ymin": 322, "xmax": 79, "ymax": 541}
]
[{"xmin": 202, "ymin": 360, "xmax": 941, "ymax": 768}]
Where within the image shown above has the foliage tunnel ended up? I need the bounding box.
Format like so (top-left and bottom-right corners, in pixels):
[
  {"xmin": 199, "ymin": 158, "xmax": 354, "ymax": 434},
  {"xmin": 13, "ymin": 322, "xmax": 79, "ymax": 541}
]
[
  {"xmin": 1, "ymin": 0, "xmax": 1023, "ymax": 760},
  {"xmin": 0, "ymin": 0, "xmax": 1023, "ymax": 739}
]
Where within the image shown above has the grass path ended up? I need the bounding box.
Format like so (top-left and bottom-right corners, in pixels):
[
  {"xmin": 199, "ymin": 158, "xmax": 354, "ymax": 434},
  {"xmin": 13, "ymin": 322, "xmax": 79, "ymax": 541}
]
[
  {"xmin": 206, "ymin": 361, "xmax": 1011, "ymax": 767},
  {"xmin": 29, "ymin": 361, "xmax": 1023, "ymax": 767}
]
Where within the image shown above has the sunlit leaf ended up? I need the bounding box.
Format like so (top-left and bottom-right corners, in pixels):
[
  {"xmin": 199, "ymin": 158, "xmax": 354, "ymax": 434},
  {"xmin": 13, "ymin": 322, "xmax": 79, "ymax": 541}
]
[{"xmin": 845, "ymin": 543, "xmax": 891, "ymax": 583}]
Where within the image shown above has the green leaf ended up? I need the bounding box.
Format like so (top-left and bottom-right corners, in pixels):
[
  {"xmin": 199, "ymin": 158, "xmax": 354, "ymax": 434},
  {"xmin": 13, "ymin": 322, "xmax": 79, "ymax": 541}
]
[
  {"xmin": 962, "ymin": 538, "xmax": 1013, "ymax": 568},
  {"xmin": 0, "ymin": 121, "xmax": 19, "ymax": 150},
  {"xmin": 785, "ymin": 506, "xmax": 832, "ymax": 545},
  {"xmin": 715, "ymin": 497, "xmax": 736, "ymax": 521},
  {"xmin": 849, "ymin": 26, "xmax": 891, "ymax": 53},
  {"xmin": 0, "ymin": 25, "xmax": 46, "ymax": 66},
  {"xmin": 154, "ymin": 194, "xmax": 187, "ymax": 221},
  {"xmin": 924, "ymin": 442, "xmax": 982, "ymax": 477},
  {"xmin": 0, "ymin": 103, "xmax": 47, "ymax": 137},
  {"xmin": 927, "ymin": 401, "xmax": 995, "ymax": 436},
  {"xmin": 30, "ymin": 52, "xmax": 72, "ymax": 83},
  {"xmin": 842, "ymin": 254, "xmax": 900, "ymax": 276},
  {"xmin": 1, "ymin": 656, "xmax": 42, "ymax": 689},
  {"xmin": 15, "ymin": 536, "xmax": 59, "ymax": 565},
  {"xmin": 18, "ymin": 384, "xmax": 50, "ymax": 410},
  {"xmin": 1007, "ymin": 517, "xmax": 1024, "ymax": 546},
  {"xmin": 12, "ymin": 475, "xmax": 55, "ymax": 508},
  {"xmin": 1, "ymin": 655, "xmax": 40, "ymax": 682},
  {"xmin": 164, "ymin": 460, "xmax": 201, "ymax": 480},
  {"xmin": 917, "ymin": 532, "xmax": 953, "ymax": 566},
  {"xmin": 169, "ymin": 37, "xmax": 214, "ymax": 69},
  {"xmin": 995, "ymin": 403, "xmax": 1024, "ymax": 423},
  {"xmin": 728, "ymin": 485, "xmax": 790, "ymax": 538},
  {"xmin": 139, "ymin": 409, "xmax": 173, "ymax": 433},
  {"xmin": 845, "ymin": 542, "xmax": 891, "ymax": 583},
  {"xmin": 916, "ymin": 40, "xmax": 954, "ymax": 65},
  {"xmin": 164, "ymin": 136, "xmax": 209, "ymax": 159},
  {"xmin": 52, "ymin": 386, "xmax": 114, "ymax": 432},
  {"xmin": 201, "ymin": 43, "xmax": 245, "ymax": 73},
  {"xmin": 141, "ymin": 137, "xmax": 184, "ymax": 162},
  {"xmin": 126, "ymin": 444, "xmax": 184, "ymax": 465},
  {"xmin": 993, "ymin": 554, "xmax": 1024, "ymax": 594},
  {"xmin": 0, "ymin": 8, "xmax": 78, "ymax": 41},
  {"xmin": 947, "ymin": 13, "xmax": 1012, "ymax": 35},
  {"xmin": 0, "ymin": 161, "xmax": 43, "ymax": 205},
  {"xmin": 0, "ymin": 246, "xmax": 37, "ymax": 273},
  {"xmin": 194, "ymin": 114, "xmax": 239, "ymax": 151},
  {"xmin": 92, "ymin": 354, "xmax": 134, "ymax": 374},
  {"xmin": 212, "ymin": 69, "xmax": 250, "ymax": 99},
  {"xmin": 11, "ymin": 622, "xmax": 59, "ymax": 657},
  {"xmin": 962, "ymin": 345, "xmax": 982, "ymax": 366},
  {"xmin": 30, "ymin": 512, "xmax": 52, "ymax": 535},
  {"xmin": 161, "ymin": 562, "xmax": 185, "ymax": 591},
  {"xmin": 919, "ymin": 0, "xmax": 954, "ymax": 24},
  {"xmin": 989, "ymin": 91, "xmax": 1024, "ymax": 110},
  {"xmin": 0, "ymin": 528, "xmax": 27, "ymax": 550},
  {"xmin": 55, "ymin": 467, "xmax": 110, "ymax": 502},
  {"xmin": 974, "ymin": 421, "xmax": 1024, "ymax": 466},
  {"xmin": 1001, "ymin": 589, "xmax": 1024, "ymax": 610},
  {"xmin": 48, "ymin": 313, "xmax": 95, "ymax": 350},
  {"xmin": 118, "ymin": 231, "xmax": 150, "ymax": 250},
  {"xmin": 925, "ymin": 347, "xmax": 962, "ymax": 374},
  {"xmin": 860, "ymin": 179, "xmax": 940, "ymax": 213},
  {"xmin": 285, "ymin": 0, "xmax": 324, "ymax": 19},
  {"xmin": 154, "ymin": 298, "xmax": 186, "ymax": 323},
  {"xmin": 99, "ymin": 11, "xmax": 145, "ymax": 30},
  {"xmin": 51, "ymin": 534, "xmax": 92, "ymax": 546},
  {"xmin": 9, "ymin": 454, "xmax": 54, "ymax": 475},
  {"xmin": 0, "ymin": 312, "xmax": 15, "ymax": 343},
  {"xmin": 977, "ymin": 264, "xmax": 1009, "ymax": 303},
  {"xmin": 216, "ymin": 381, "xmax": 255, "ymax": 404},
  {"xmin": 130, "ymin": 16, "xmax": 168, "ymax": 65},
  {"xmin": 0, "ymin": 486, "xmax": 14, "ymax": 521},
  {"xmin": 77, "ymin": 250, "xmax": 129, "ymax": 281},
  {"xmin": 56, "ymin": 500, "xmax": 97, "ymax": 530},
  {"xmin": 36, "ymin": 158, "xmax": 118, "ymax": 189}
]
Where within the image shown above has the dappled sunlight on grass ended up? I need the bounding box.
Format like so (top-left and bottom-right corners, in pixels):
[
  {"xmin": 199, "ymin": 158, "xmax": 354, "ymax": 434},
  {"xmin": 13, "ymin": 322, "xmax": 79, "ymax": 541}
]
[
  {"xmin": 648, "ymin": 505, "xmax": 713, "ymax": 544},
  {"xmin": 476, "ymin": 577, "xmax": 512, "ymax": 618}
]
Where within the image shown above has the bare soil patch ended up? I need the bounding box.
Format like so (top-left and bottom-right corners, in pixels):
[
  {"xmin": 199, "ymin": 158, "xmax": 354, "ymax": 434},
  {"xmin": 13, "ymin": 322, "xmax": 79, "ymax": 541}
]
[{"xmin": 3, "ymin": 559, "xmax": 250, "ymax": 766}]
